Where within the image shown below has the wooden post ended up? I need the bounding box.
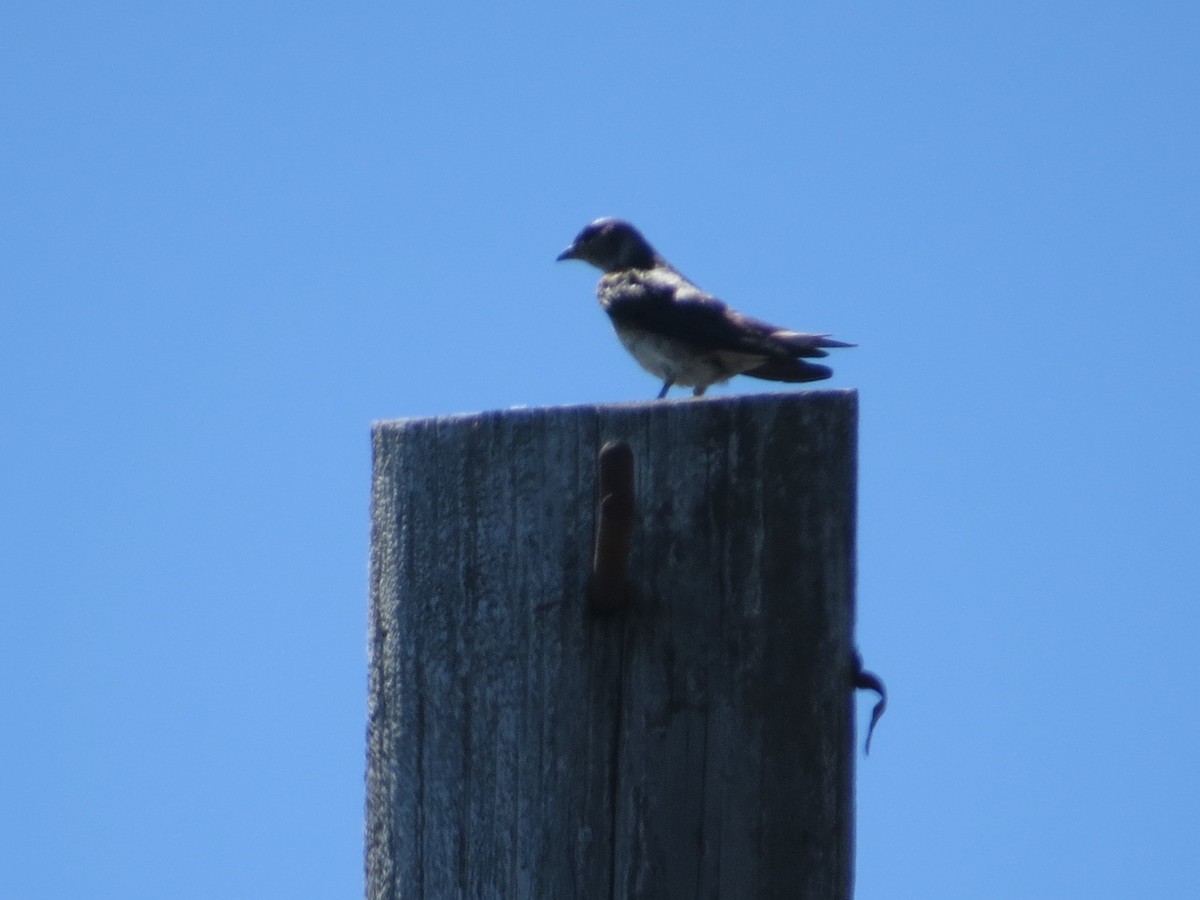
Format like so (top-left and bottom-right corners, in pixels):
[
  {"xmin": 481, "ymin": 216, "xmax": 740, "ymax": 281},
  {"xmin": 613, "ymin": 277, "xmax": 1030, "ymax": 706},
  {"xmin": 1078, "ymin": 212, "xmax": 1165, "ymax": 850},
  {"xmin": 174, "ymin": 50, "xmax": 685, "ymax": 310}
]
[{"xmin": 367, "ymin": 391, "xmax": 858, "ymax": 899}]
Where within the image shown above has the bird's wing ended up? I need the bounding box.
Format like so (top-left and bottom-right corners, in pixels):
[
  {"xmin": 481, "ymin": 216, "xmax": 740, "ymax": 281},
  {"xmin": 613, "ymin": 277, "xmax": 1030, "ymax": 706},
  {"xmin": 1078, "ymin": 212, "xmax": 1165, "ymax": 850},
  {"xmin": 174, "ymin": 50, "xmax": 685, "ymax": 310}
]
[
  {"xmin": 602, "ymin": 269, "xmax": 802, "ymax": 359},
  {"xmin": 763, "ymin": 329, "xmax": 856, "ymax": 358}
]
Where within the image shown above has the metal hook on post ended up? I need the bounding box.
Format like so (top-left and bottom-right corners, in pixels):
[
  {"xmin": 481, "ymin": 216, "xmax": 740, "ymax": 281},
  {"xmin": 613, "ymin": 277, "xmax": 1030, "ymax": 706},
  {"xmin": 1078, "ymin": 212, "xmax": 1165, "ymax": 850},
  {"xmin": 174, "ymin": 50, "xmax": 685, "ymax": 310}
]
[
  {"xmin": 852, "ymin": 649, "xmax": 888, "ymax": 755},
  {"xmin": 589, "ymin": 440, "xmax": 636, "ymax": 613}
]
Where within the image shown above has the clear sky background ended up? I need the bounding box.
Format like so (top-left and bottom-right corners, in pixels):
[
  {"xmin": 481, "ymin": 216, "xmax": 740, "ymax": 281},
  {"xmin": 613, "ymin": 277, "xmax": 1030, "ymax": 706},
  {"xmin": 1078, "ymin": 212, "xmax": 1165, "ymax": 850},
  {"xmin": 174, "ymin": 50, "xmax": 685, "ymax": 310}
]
[{"xmin": 3, "ymin": 3, "xmax": 1197, "ymax": 898}]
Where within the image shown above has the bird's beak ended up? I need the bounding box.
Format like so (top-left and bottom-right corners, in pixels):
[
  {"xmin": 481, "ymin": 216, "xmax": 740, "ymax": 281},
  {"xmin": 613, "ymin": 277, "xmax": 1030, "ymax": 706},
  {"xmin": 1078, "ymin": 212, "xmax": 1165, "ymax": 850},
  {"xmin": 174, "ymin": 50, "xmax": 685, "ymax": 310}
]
[{"xmin": 556, "ymin": 244, "xmax": 577, "ymax": 262}]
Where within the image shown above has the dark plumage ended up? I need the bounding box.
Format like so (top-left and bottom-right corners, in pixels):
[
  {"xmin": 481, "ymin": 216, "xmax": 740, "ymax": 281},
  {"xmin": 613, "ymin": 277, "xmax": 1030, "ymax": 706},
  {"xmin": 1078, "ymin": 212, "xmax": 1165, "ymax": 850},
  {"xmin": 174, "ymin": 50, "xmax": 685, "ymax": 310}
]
[{"xmin": 556, "ymin": 217, "xmax": 853, "ymax": 399}]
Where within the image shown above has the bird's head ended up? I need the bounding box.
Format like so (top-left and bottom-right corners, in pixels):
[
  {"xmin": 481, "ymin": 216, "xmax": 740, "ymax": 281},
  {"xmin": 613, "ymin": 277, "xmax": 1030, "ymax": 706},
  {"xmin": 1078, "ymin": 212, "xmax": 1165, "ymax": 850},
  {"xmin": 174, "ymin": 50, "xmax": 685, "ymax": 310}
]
[{"xmin": 556, "ymin": 218, "xmax": 660, "ymax": 272}]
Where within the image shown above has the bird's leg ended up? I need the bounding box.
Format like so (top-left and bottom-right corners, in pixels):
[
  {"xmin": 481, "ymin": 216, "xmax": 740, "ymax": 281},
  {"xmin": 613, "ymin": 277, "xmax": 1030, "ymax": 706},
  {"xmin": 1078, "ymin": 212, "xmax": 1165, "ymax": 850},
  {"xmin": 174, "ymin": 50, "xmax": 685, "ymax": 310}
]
[
  {"xmin": 692, "ymin": 386, "xmax": 707, "ymax": 397},
  {"xmin": 656, "ymin": 377, "xmax": 675, "ymax": 399}
]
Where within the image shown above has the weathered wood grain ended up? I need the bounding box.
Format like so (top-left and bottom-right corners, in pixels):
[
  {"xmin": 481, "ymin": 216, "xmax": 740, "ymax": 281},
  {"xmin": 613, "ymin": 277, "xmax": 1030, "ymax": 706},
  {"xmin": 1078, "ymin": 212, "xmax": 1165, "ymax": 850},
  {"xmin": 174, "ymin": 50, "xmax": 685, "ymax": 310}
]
[{"xmin": 367, "ymin": 391, "xmax": 857, "ymax": 899}]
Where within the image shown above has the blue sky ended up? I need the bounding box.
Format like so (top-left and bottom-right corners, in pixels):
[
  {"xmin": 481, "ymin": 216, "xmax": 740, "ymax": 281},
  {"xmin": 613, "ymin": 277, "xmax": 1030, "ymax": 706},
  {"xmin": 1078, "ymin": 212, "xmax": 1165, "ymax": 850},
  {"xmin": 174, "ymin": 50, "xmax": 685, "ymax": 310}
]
[{"xmin": 2, "ymin": 3, "xmax": 1197, "ymax": 897}]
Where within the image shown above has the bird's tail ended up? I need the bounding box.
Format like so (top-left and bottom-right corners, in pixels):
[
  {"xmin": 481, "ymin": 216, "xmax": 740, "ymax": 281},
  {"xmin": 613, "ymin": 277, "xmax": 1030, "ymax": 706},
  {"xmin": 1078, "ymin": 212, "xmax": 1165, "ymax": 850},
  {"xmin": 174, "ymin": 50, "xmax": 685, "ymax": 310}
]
[{"xmin": 744, "ymin": 358, "xmax": 834, "ymax": 383}]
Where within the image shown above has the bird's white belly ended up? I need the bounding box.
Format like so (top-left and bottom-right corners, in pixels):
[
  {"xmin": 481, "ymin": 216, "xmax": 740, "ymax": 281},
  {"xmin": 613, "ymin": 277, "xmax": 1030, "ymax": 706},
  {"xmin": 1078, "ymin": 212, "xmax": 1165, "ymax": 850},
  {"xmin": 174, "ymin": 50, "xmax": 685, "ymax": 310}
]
[{"xmin": 614, "ymin": 327, "xmax": 766, "ymax": 389}]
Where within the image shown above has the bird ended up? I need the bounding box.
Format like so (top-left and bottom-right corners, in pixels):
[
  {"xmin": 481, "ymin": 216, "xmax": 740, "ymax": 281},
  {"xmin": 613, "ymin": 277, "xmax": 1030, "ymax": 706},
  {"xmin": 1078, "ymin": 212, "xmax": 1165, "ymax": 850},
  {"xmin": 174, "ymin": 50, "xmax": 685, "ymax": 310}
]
[{"xmin": 556, "ymin": 218, "xmax": 853, "ymax": 399}]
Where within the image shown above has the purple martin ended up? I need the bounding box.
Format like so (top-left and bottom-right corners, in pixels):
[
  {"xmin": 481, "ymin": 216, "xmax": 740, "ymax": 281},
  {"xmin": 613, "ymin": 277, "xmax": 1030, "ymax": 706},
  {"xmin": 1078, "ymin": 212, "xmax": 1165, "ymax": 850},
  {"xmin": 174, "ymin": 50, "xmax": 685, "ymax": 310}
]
[{"xmin": 557, "ymin": 218, "xmax": 854, "ymax": 399}]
